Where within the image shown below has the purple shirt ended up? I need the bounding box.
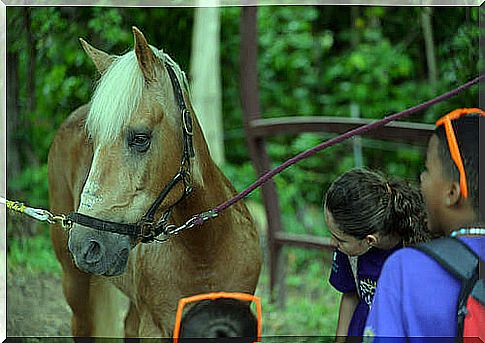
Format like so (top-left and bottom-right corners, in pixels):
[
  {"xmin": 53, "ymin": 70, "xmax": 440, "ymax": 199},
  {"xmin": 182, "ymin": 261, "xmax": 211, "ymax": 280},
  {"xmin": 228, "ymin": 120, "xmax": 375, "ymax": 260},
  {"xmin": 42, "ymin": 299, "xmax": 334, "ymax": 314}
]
[
  {"xmin": 329, "ymin": 244, "xmax": 403, "ymax": 336},
  {"xmin": 364, "ymin": 236, "xmax": 484, "ymax": 342}
]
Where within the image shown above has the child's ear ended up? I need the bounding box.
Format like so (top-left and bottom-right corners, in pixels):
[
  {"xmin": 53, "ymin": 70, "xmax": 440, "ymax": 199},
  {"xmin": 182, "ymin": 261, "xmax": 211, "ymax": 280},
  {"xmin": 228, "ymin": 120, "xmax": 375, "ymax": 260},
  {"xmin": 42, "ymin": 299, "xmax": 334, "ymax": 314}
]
[
  {"xmin": 445, "ymin": 181, "xmax": 461, "ymax": 207},
  {"xmin": 365, "ymin": 234, "xmax": 378, "ymax": 246}
]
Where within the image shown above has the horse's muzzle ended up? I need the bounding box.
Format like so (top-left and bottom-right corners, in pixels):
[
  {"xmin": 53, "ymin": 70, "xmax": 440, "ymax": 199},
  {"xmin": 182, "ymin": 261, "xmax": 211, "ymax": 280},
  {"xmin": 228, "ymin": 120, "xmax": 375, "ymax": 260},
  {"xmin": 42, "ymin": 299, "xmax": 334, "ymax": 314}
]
[{"xmin": 68, "ymin": 224, "xmax": 131, "ymax": 276}]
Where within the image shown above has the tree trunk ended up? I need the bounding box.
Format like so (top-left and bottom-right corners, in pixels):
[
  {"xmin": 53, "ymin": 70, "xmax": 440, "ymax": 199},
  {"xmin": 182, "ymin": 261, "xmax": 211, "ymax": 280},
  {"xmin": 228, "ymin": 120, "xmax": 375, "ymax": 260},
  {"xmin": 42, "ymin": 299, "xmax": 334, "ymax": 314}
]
[
  {"xmin": 23, "ymin": 8, "xmax": 36, "ymax": 113},
  {"xmin": 189, "ymin": 2, "xmax": 225, "ymax": 166},
  {"xmin": 350, "ymin": 7, "xmax": 360, "ymax": 48},
  {"xmin": 22, "ymin": 8, "xmax": 39, "ymax": 167},
  {"xmin": 7, "ymin": 51, "xmax": 21, "ymax": 193},
  {"xmin": 421, "ymin": 7, "xmax": 438, "ymax": 89}
]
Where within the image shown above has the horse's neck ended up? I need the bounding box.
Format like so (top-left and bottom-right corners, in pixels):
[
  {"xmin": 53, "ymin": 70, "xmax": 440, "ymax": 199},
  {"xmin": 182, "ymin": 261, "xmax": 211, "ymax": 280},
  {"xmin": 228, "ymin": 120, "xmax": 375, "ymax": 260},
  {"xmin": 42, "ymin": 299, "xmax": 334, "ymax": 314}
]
[
  {"xmin": 169, "ymin": 109, "xmax": 247, "ymax": 252},
  {"xmin": 169, "ymin": 127, "xmax": 238, "ymax": 254},
  {"xmin": 173, "ymin": 162, "xmax": 234, "ymax": 247}
]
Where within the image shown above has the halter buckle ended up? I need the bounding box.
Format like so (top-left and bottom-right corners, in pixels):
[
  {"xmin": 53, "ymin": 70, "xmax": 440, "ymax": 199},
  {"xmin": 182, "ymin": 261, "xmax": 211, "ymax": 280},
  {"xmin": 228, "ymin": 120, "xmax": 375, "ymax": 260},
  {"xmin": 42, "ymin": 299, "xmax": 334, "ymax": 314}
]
[{"xmin": 139, "ymin": 219, "xmax": 157, "ymax": 242}]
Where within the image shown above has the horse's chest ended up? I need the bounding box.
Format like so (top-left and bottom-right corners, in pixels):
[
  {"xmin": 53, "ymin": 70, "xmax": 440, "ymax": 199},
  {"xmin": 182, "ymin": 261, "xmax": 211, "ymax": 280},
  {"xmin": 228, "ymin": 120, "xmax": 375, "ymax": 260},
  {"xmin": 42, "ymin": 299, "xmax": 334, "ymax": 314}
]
[
  {"xmin": 122, "ymin": 245, "xmax": 228, "ymax": 298},
  {"xmin": 155, "ymin": 254, "xmax": 227, "ymax": 291}
]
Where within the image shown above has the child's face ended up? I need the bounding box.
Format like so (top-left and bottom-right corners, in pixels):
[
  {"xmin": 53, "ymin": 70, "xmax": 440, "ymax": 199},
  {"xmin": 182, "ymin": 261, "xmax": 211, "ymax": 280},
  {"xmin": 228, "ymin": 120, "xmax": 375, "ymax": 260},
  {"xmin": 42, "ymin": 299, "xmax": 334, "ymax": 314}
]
[
  {"xmin": 420, "ymin": 135, "xmax": 448, "ymax": 234},
  {"xmin": 325, "ymin": 208, "xmax": 371, "ymax": 256}
]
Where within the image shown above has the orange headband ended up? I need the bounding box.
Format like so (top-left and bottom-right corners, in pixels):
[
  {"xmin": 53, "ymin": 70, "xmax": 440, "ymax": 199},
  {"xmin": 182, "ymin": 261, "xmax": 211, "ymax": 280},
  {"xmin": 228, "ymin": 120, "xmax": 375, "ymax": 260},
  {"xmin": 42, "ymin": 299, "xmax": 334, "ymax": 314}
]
[
  {"xmin": 435, "ymin": 108, "xmax": 485, "ymax": 198},
  {"xmin": 173, "ymin": 292, "xmax": 262, "ymax": 343}
]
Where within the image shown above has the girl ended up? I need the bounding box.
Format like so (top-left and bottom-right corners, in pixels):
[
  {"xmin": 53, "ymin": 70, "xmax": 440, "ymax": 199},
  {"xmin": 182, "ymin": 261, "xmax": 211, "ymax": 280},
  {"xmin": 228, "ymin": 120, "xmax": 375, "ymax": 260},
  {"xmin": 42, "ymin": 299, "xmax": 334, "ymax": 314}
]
[{"xmin": 324, "ymin": 168, "xmax": 430, "ymax": 339}]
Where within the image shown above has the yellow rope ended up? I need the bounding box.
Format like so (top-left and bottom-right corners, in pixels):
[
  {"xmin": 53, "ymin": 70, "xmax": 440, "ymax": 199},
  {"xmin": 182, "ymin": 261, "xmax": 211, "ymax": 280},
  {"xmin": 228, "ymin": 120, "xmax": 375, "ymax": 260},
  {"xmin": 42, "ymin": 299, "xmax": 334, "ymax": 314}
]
[
  {"xmin": 6, "ymin": 200, "xmax": 26, "ymax": 214},
  {"xmin": 2, "ymin": 196, "xmax": 71, "ymax": 229}
]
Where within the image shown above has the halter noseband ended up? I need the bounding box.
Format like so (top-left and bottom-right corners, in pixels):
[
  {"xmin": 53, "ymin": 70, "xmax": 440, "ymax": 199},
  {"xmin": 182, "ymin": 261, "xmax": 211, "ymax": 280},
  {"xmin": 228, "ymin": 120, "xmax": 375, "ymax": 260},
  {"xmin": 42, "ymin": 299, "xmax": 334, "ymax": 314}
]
[{"xmin": 66, "ymin": 61, "xmax": 195, "ymax": 243}]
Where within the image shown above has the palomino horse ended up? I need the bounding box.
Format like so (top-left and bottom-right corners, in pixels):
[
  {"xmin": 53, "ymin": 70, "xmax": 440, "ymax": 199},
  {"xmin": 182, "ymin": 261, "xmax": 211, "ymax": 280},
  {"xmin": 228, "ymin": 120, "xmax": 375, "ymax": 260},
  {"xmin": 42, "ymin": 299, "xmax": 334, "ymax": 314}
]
[{"xmin": 48, "ymin": 27, "xmax": 262, "ymax": 337}]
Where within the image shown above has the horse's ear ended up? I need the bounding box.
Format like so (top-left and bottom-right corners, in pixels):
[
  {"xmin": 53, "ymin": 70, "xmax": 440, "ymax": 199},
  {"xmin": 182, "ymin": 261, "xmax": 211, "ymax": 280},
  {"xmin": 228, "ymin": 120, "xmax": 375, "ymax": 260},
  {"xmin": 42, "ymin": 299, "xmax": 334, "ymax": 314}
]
[
  {"xmin": 79, "ymin": 38, "xmax": 116, "ymax": 74},
  {"xmin": 132, "ymin": 26, "xmax": 161, "ymax": 83}
]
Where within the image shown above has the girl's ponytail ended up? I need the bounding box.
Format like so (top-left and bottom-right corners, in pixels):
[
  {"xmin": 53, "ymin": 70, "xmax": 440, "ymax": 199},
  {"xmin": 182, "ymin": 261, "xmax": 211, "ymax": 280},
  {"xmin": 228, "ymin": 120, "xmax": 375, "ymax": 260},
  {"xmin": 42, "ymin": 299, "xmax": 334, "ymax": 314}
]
[{"xmin": 385, "ymin": 180, "xmax": 430, "ymax": 245}]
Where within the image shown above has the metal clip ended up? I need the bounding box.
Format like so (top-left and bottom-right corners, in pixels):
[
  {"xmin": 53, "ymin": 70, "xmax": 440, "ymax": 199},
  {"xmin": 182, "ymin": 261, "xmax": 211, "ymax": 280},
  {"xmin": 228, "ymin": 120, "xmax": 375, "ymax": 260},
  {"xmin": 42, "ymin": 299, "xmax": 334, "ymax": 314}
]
[
  {"xmin": 53, "ymin": 215, "xmax": 72, "ymax": 230},
  {"xmin": 200, "ymin": 210, "xmax": 219, "ymax": 221},
  {"xmin": 61, "ymin": 217, "xmax": 73, "ymax": 230},
  {"xmin": 164, "ymin": 210, "xmax": 219, "ymax": 238},
  {"xmin": 46, "ymin": 213, "xmax": 73, "ymax": 230},
  {"xmin": 139, "ymin": 220, "xmax": 157, "ymax": 242}
]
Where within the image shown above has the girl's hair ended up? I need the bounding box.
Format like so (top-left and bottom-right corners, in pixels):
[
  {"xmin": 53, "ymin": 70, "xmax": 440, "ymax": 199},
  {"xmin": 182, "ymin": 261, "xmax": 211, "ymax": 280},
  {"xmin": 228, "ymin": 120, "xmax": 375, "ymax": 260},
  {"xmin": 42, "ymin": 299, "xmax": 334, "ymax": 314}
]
[
  {"xmin": 324, "ymin": 168, "xmax": 429, "ymax": 245},
  {"xmin": 179, "ymin": 298, "xmax": 257, "ymax": 339}
]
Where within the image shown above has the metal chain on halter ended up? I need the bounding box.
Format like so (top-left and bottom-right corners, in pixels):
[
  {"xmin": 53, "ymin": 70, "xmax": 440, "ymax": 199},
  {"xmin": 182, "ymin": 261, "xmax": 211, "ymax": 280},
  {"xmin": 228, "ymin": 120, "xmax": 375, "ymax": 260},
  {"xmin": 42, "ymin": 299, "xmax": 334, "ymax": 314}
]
[
  {"xmin": 162, "ymin": 210, "xmax": 219, "ymax": 238},
  {"xmin": 0, "ymin": 196, "xmax": 73, "ymax": 230}
]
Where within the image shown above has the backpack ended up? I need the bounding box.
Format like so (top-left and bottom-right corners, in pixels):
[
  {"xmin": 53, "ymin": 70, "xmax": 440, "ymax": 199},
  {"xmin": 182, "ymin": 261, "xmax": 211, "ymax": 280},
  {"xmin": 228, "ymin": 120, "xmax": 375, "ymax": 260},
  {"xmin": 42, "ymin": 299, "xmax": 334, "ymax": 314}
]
[{"xmin": 413, "ymin": 237, "xmax": 484, "ymax": 342}]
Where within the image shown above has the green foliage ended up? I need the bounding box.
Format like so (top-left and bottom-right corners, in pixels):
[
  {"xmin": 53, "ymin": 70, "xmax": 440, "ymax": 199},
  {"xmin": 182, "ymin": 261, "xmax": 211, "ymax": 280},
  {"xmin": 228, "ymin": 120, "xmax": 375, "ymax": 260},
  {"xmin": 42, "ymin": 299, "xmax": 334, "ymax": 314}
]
[
  {"xmin": 8, "ymin": 164, "xmax": 49, "ymax": 208},
  {"xmin": 258, "ymin": 6, "xmax": 323, "ymax": 117},
  {"xmin": 8, "ymin": 228, "xmax": 62, "ymax": 275},
  {"xmin": 221, "ymin": 161, "xmax": 259, "ymax": 202}
]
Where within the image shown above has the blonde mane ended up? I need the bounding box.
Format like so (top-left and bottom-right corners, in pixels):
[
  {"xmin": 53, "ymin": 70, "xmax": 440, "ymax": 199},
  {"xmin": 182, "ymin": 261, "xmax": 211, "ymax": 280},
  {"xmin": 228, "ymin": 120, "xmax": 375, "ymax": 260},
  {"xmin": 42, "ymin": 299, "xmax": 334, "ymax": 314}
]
[{"xmin": 86, "ymin": 46, "xmax": 190, "ymax": 145}]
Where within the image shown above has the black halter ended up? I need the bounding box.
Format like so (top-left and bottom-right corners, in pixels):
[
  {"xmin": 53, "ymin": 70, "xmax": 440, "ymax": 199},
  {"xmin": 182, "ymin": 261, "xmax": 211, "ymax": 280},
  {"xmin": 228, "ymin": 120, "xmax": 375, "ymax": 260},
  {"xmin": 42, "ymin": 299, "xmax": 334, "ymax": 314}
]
[{"xmin": 67, "ymin": 61, "xmax": 195, "ymax": 243}]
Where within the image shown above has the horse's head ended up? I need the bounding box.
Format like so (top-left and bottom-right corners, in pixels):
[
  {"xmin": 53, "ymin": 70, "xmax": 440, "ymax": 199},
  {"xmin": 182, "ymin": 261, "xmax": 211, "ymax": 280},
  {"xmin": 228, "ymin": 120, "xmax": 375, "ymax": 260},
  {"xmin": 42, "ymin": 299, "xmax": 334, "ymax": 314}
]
[{"xmin": 68, "ymin": 27, "xmax": 196, "ymax": 276}]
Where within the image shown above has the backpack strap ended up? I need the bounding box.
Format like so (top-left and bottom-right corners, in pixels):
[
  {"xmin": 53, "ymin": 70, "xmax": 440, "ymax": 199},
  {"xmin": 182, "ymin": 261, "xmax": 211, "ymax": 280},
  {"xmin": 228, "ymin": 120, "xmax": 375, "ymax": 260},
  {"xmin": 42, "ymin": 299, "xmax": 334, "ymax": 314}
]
[
  {"xmin": 412, "ymin": 237, "xmax": 480, "ymax": 337},
  {"xmin": 413, "ymin": 237, "xmax": 479, "ymax": 281},
  {"xmin": 471, "ymin": 278, "xmax": 485, "ymax": 305}
]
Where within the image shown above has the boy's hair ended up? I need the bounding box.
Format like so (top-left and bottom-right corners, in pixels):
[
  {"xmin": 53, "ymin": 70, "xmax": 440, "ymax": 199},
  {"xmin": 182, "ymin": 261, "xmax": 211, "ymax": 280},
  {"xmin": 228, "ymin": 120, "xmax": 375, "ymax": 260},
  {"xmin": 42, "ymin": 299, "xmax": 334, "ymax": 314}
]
[
  {"xmin": 325, "ymin": 168, "xmax": 429, "ymax": 245},
  {"xmin": 179, "ymin": 298, "xmax": 258, "ymax": 339},
  {"xmin": 434, "ymin": 114, "xmax": 481, "ymax": 219}
]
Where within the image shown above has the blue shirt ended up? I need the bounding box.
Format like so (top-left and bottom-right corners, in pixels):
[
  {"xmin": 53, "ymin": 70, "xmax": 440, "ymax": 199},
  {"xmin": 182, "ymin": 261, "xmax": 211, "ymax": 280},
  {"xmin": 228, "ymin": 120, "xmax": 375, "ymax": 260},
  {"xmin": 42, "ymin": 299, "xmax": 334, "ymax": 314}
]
[
  {"xmin": 329, "ymin": 244, "xmax": 403, "ymax": 336},
  {"xmin": 364, "ymin": 236, "xmax": 484, "ymax": 342}
]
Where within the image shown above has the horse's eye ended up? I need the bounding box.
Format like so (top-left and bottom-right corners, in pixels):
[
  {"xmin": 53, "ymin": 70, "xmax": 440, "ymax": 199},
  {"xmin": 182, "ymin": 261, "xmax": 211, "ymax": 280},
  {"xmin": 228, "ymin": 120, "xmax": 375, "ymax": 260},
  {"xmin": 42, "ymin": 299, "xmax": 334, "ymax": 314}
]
[{"xmin": 129, "ymin": 133, "xmax": 151, "ymax": 153}]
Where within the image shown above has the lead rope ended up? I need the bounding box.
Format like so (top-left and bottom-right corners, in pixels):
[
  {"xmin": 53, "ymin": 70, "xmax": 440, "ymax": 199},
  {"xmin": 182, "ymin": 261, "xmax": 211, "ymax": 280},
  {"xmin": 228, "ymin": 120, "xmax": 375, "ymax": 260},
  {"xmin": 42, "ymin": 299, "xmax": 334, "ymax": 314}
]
[
  {"xmin": 2, "ymin": 74, "xmax": 484, "ymax": 238},
  {"xmin": 174, "ymin": 74, "xmax": 485, "ymax": 232},
  {"xmin": 0, "ymin": 197, "xmax": 71, "ymax": 229}
]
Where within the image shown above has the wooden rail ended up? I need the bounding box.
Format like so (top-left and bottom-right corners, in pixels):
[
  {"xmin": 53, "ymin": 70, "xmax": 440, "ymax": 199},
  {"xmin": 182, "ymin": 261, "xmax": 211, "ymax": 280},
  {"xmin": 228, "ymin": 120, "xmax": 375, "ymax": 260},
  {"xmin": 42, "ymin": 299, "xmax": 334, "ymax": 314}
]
[{"xmin": 250, "ymin": 117, "xmax": 434, "ymax": 145}]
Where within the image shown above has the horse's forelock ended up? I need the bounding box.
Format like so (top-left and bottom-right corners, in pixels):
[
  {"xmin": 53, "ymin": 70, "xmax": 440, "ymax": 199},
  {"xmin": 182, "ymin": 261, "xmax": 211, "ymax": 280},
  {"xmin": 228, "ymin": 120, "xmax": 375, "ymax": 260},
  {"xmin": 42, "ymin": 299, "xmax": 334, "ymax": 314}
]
[
  {"xmin": 85, "ymin": 46, "xmax": 189, "ymax": 145},
  {"xmin": 86, "ymin": 50, "xmax": 144, "ymax": 144}
]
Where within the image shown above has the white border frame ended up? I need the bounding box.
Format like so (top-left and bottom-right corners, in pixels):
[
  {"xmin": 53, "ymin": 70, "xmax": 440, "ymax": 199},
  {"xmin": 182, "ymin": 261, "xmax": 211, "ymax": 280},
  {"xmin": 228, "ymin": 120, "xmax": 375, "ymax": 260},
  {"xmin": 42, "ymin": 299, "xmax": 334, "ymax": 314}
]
[{"xmin": 0, "ymin": 2, "xmax": 482, "ymax": 341}]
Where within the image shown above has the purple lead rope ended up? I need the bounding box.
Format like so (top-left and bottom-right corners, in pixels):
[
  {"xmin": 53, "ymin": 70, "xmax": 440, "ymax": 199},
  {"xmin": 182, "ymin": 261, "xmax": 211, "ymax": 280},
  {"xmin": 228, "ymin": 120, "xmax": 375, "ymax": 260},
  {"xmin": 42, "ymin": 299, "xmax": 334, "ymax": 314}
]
[{"xmin": 188, "ymin": 74, "xmax": 485, "ymax": 229}]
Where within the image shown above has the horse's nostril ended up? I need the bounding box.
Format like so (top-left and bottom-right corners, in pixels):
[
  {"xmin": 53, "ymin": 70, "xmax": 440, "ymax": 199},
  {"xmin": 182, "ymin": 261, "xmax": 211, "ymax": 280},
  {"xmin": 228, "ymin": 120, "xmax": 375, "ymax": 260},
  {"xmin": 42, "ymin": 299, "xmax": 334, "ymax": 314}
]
[{"xmin": 82, "ymin": 240, "xmax": 105, "ymax": 264}]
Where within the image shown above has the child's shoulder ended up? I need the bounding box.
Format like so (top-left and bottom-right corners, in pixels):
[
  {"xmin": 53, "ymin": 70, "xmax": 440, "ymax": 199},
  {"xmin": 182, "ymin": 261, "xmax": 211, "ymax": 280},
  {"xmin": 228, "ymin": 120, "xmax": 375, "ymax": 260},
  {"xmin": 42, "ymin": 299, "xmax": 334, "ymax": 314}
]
[
  {"xmin": 380, "ymin": 245, "xmax": 448, "ymax": 277},
  {"xmin": 382, "ymin": 236, "xmax": 484, "ymax": 277},
  {"xmin": 385, "ymin": 246, "xmax": 434, "ymax": 266}
]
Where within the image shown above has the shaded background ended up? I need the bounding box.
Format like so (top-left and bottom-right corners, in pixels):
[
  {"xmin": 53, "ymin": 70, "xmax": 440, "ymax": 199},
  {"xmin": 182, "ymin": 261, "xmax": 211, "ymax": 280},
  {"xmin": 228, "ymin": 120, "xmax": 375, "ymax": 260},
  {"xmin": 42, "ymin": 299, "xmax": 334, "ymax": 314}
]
[{"xmin": 6, "ymin": 6, "xmax": 481, "ymax": 336}]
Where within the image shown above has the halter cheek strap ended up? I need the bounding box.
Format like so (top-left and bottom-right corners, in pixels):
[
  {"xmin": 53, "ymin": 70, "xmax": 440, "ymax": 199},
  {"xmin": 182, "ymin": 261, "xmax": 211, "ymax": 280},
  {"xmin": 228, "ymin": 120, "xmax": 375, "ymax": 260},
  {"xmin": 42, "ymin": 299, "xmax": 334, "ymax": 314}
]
[
  {"xmin": 66, "ymin": 61, "xmax": 195, "ymax": 243},
  {"xmin": 165, "ymin": 60, "xmax": 195, "ymax": 159}
]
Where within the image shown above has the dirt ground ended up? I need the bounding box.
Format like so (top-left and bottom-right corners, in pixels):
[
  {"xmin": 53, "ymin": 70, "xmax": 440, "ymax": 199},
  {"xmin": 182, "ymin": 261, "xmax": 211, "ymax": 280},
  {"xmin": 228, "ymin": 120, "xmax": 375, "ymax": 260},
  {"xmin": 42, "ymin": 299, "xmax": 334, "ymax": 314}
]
[{"xmin": 7, "ymin": 269, "xmax": 72, "ymax": 338}]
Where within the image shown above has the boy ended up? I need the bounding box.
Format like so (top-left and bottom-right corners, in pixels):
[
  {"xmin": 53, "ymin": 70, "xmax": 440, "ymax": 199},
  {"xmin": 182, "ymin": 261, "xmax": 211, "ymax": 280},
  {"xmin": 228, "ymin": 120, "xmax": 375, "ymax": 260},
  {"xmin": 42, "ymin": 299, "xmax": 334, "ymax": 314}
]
[
  {"xmin": 178, "ymin": 298, "xmax": 258, "ymax": 340},
  {"xmin": 364, "ymin": 108, "xmax": 484, "ymax": 340}
]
